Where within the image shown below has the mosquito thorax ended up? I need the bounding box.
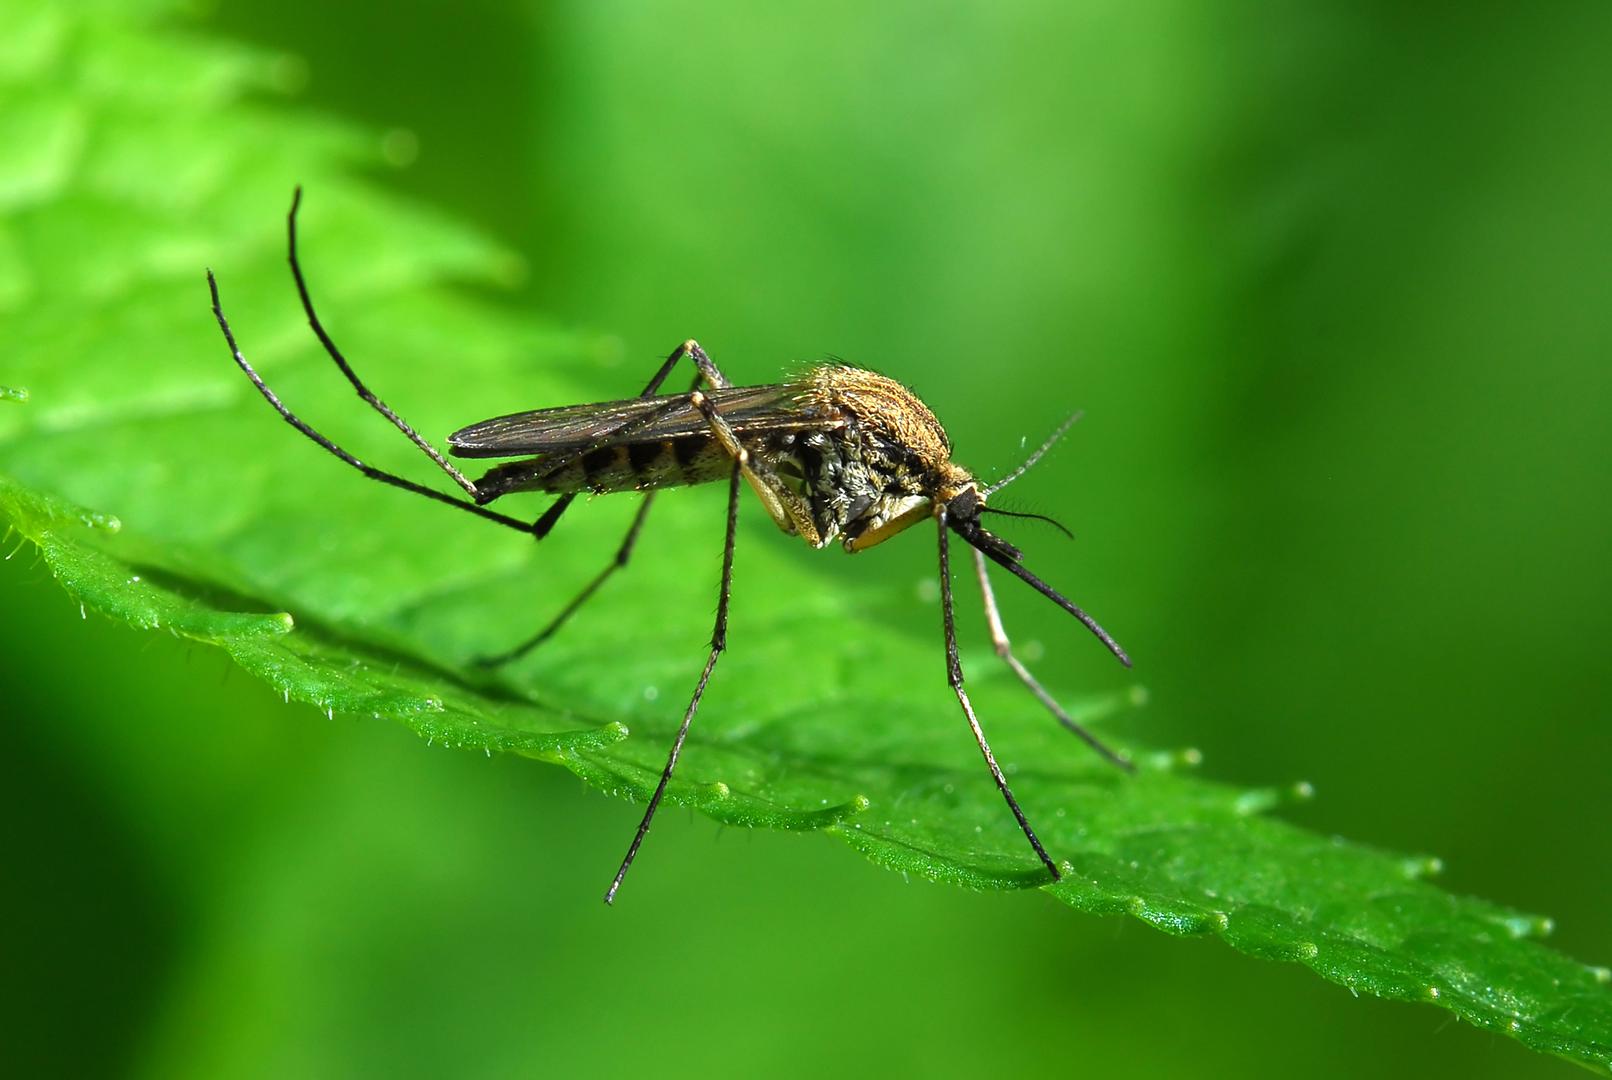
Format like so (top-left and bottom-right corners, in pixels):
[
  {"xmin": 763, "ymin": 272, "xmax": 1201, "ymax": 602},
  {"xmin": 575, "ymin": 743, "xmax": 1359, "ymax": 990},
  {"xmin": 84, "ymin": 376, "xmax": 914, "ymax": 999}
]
[
  {"xmin": 766, "ymin": 365, "xmax": 974, "ymax": 552},
  {"xmin": 799, "ymin": 365, "xmax": 953, "ymax": 471}
]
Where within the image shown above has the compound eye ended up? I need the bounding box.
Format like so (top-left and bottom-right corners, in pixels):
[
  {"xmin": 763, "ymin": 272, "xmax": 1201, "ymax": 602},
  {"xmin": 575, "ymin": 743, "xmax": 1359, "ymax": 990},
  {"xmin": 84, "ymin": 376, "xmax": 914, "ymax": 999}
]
[{"xmin": 948, "ymin": 487, "xmax": 981, "ymax": 520}]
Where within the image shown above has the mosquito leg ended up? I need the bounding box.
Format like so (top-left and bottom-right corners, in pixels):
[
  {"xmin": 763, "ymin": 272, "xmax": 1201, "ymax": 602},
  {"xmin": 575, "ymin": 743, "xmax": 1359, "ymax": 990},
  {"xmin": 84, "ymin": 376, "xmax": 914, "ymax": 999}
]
[
  {"xmin": 285, "ymin": 187, "xmax": 484, "ymax": 499},
  {"xmin": 937, "ymin": 511, "xmax": 1062, "ymax": 883},
  {"xmin": 971, "ymin": 546, "xmax": 1133, "ymax": 772},
  {"xmin": 604, "ymin": 461, "xmax": 741, "ymax": 905},
  {"xmin": 207, "ymin": 271, "xmax": 538, "ymax": 534},
  {"xmin": 679, "ymin": 339, "xmax": 734, "ymax": 389}
]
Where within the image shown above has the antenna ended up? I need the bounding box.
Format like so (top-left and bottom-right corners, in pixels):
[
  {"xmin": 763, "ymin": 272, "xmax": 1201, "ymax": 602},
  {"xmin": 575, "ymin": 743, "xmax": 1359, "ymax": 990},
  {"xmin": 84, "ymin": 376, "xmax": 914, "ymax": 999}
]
[{"xmin": 985, "ymin": 411, "xmax": 1082, "ymax": 497}]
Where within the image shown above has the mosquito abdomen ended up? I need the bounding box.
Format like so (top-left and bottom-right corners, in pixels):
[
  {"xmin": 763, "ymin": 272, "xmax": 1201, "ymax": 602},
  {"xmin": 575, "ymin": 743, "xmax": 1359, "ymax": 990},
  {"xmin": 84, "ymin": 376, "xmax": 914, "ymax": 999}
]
[{"xmin": 474, "ymin": 435, "xmax": 732, "ymax": 501}]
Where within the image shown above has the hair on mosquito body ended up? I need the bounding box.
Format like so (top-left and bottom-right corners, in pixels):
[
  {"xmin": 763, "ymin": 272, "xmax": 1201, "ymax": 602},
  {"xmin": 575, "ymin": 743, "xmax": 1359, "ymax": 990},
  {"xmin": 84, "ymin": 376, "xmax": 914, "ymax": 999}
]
[{"xmin": 206, "ymin": 188, "xmax": 1133, "ymax": 904}]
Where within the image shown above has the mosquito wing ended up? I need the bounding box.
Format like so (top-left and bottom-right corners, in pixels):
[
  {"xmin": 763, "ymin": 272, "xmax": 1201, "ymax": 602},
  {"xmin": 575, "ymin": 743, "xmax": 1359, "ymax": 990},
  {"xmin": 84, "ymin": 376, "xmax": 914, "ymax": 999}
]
[{"xmin": 449, "ymin": 382, "xmax": 837, "ymax": 459}]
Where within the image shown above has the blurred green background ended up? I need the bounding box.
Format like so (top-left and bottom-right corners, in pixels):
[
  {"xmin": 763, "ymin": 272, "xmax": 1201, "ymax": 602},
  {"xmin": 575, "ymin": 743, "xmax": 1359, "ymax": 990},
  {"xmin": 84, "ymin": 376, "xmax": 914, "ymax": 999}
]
[{"xmin": 4, "ymin": 1, "xmax": 1610, "ymax": 1076}]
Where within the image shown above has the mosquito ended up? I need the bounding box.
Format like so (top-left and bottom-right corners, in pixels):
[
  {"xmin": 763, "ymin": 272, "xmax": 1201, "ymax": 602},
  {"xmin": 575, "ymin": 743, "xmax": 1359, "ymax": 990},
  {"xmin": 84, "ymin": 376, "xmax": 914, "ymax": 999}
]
[{"xmin": 206, "ymin": 189, "xmax": 1133, "ymax": 904}]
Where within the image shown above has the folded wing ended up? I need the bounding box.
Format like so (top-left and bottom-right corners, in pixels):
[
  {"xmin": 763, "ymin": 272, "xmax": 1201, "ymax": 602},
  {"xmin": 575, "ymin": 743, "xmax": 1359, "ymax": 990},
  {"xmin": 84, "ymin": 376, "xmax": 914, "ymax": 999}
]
[{"xmin": 449, "ymin": 383, "xmax": 831, "ymax": 459}]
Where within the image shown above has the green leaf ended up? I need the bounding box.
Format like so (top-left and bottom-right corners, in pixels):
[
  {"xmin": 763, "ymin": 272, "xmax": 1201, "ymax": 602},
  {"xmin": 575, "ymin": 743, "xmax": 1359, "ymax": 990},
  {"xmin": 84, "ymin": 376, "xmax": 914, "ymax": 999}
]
[{"xmin": 3, "ymin": 2, "xmax": 1609, "ymax": 1072}]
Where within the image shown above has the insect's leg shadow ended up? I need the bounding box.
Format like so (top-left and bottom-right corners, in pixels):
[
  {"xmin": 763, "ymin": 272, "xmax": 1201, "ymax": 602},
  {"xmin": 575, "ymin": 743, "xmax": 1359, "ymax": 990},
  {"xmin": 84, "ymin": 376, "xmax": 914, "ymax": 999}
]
[
  {"xmin": 970, "ymin": 546, "xmax": 1133, "ymax": 772},
  {"xmin": 937, "ymin": 510, "xmax": 1062, "ymax": 883},
  {"xmin": 604, "ymin": 461, "xmax": 742, "ymax": 905},
  {"xmin": 477, "ymin": 338, "xmax": 735, "ymax": 666}
]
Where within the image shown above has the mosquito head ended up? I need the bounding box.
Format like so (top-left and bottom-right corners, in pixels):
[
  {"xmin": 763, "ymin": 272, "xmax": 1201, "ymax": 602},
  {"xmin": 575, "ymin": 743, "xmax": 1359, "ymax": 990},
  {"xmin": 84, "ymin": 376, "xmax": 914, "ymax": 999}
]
[{"xmin": 944, "ymin": 484, "xmax": 1024, "ymax": 564}]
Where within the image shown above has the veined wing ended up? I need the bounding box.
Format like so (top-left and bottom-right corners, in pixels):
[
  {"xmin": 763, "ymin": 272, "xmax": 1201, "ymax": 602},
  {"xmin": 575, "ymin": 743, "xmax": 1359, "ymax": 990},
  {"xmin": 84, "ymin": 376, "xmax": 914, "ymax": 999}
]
[{"xmin": 448, "ymin": 382, "xmax": 838, "ymax": 459}]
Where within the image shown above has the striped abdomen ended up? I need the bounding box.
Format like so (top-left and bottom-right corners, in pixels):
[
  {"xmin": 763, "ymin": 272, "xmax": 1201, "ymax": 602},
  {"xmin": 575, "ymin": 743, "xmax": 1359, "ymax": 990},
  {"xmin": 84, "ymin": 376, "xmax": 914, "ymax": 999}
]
[{"xmin": 473, "ymin": 435, "xmax": 733, "ymax": 501}]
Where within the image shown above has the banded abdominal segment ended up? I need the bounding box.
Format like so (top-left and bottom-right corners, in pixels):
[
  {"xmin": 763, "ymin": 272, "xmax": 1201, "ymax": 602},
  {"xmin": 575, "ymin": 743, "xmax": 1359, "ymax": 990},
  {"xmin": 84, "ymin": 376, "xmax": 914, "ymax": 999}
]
[{"xmin": 472, "ymin": 434, "xmax": 733, "ymax": 500}]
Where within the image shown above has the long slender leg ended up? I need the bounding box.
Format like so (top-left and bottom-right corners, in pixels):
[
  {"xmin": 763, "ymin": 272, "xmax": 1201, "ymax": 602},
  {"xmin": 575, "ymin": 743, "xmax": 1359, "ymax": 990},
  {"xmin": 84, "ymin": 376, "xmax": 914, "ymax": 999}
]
[
  {"xmin": 971, "ymin": 547, "xmax": 1133, "ymax": 772},
  {"xmin": 224, "ymin": 193, "xmax": 742, "ymax": 540},
  {"xmin": 207, "ymin": 271, "xmax": 538, "ymax": 534},
  {"xmin": 231, "ymin": 193, "xmax": 703, "ymax": 541},
  {"xmin": 937, "ymin": 511, "xmax": 1061, "ymax": 883},
  {"xmin": 604, "ymin": 461, "xmax": 741, "ymax": 905},
  {"xmin": 241, "ymin": 189, "xmax": 703, "ymax": 541},
  {"xmin": 286, "ymin": 187, "xmax": 484, "ymax": 498},
  {"xmin": 228, "ymin": 206, "xmax": 741, "ymax": 663}
]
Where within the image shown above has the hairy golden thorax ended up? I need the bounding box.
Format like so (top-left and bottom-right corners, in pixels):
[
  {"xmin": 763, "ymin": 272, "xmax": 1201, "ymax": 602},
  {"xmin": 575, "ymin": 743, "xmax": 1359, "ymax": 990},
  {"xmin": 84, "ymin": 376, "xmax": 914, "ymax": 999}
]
[{"xmin": 772, "ymin": 365, "xmax": 974, "ymax": 549}]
